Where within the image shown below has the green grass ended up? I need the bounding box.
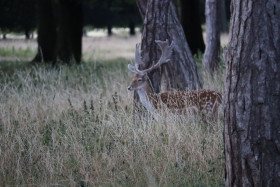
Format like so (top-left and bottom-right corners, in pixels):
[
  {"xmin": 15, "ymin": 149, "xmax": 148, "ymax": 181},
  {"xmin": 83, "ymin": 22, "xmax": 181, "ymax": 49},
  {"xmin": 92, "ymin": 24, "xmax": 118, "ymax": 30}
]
[
  {"xmin": 0, "ymin": 50, "xmax": 224, "ymax": 186},
  {"xmin": 0, "ymin": 46, "xmax": 36, "ymax": 58}
]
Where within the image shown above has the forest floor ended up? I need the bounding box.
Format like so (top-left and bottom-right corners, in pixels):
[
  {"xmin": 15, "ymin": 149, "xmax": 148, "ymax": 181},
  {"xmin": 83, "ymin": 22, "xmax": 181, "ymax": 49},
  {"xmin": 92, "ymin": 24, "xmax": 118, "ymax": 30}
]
[
  {"xmin": 0, "ymin": 30, "xmax": 227, "ymax": 186},
  {"xmin": 0, "ymin": 34, "xmax": 140, "ymax": 62},
  {"xmin": 0, "ymin": 30, "xmax": 229, "ymax": 61}
]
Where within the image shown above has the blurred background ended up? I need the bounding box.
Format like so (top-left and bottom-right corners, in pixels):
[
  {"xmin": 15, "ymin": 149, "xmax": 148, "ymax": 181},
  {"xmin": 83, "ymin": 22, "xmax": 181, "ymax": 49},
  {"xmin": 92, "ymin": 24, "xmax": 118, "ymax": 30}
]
[{"xmin": 0, "ymin": 0, "xmax": 231, "ymax": 64}]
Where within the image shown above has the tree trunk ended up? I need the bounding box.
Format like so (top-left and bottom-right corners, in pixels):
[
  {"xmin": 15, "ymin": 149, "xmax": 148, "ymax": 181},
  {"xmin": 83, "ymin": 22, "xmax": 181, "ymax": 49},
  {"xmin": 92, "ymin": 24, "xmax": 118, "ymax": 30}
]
[
  {"xmin": 136, "ymin": 0, "xmax": 202, "ymax": 93},
  {"xmin": 25, "ymin": 29, "xmax": 30, "ymax": 40},
  {"xmin": 107, "ymin": 24, "xmax": 113, "ymax": 36},
  {"xmin": 135, "ymin": 0, "xmax": 146, "ymax": 20},
  {"xmin": 129, "ymin": 21, "xmax": 135, "ymax": 36},
  {"xmin": 224, "ymin": 0, "xmax": 280, "ymax": 186},
  {"xmin": 32, "ymin": 0, "xmax": 56, "ymax": 63},
  {"xmin": 56, "ymin": 0, "xmax": 82, "ymax": 64},
  {"xmin": 180, "ymin": 0, "xmax": 205, "ymax": 55},
  {"xmin": 220, "ymin": 0, "xmax": 227, "ymax": 33},
  {"xmin": 33, "ymin": 0, "xmax": 82, "ymax": 64},
  {"xmin": 203, "ymin": 0, "xmax": 221, "ymax": 74}
]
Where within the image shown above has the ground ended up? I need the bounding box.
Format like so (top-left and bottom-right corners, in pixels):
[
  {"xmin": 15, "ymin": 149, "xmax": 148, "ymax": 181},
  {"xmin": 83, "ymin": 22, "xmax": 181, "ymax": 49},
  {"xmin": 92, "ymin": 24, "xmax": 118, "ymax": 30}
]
[{"xmin": 0, "ymin": 30, "xmax": 226, "ymax": 186}]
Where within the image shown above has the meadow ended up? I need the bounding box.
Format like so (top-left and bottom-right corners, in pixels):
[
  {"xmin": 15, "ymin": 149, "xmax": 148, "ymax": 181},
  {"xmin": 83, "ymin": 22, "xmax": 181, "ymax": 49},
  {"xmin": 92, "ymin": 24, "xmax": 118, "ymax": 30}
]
[{"xmin": 0, "ymin": 33, "xmax": 225, "ymax": 186}]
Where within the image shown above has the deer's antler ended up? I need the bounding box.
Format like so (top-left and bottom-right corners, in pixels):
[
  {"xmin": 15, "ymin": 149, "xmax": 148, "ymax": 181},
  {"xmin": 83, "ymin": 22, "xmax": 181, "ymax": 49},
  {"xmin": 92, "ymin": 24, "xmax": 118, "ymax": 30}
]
[
  {"xmin": 128, "ymin": 39, "xmax": 174, "ymax": 75},
  {"xmin": 128, "ymin": 43, "xmax": 144, "ymax": 74}
]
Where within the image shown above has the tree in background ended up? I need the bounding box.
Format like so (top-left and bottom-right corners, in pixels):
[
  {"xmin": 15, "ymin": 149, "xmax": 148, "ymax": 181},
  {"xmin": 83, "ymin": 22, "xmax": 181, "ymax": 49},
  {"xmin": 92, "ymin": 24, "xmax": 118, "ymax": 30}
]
[
  {"xmin": 83, "ymin": 0, "xmax": 116, "ymax": 36},
  {"xmin": 203, "ymin": 0, "xmax": 220, "ymax": 74},
  {"xmin": 56, "ymin": 0, "xmax": 83, "ymax": 63},
  {"xmin": 83, "ymin": 0, "xmax": 141, "ymax": 36},
  {"xmin": 224, "ymin": 0, "xmax": 280, "ymax": 185},
  {"xmin": 0, "ymin": 0, "xmax": 17, "ymax": 39},
  {"xmin": 19, "ymin": 0, "xmax": 37, "ymax": 39},
  {"xmin": 117, "ymin": 0, "xmax": 140, "ymax": 36},
  {"xmin": 33, "ymin": 0, "xmax": 82, "ymax": 64},
  {"xmin": 180, "ymin": 0, "xmax": 205, "ymax": 55},
  {"xmin": 32, "ymin": 0, "xmax": 56, "ymax": 63},
  {"xmin": 135, "ymin": 0, "xmax": 202, "ymax": 93},
  {"xmin": 0, "ymin": 0, "xmax": 36, "ymax": 39}
]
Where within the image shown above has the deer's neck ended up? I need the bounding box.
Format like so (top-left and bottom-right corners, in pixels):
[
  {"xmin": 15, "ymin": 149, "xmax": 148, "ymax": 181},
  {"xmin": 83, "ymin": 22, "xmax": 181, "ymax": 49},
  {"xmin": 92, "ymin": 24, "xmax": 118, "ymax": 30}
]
[{"xmin": 137, "ymin": 82, "xmax": 155, "ymax": 112}]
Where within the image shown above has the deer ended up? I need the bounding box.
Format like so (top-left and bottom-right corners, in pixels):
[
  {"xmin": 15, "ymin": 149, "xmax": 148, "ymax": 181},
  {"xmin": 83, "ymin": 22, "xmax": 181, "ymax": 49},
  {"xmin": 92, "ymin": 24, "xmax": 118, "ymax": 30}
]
[{"xmin": 127, "ymin": 39, "xmax": 222, "ymax": 120}]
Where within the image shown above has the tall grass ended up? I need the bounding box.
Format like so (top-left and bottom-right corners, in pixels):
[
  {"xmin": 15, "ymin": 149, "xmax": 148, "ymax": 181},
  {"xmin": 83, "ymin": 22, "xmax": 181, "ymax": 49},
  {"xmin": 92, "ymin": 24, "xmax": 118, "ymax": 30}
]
[{"xmin": 0, "ymin": 47, "xmax": 224, "ymax": 186}]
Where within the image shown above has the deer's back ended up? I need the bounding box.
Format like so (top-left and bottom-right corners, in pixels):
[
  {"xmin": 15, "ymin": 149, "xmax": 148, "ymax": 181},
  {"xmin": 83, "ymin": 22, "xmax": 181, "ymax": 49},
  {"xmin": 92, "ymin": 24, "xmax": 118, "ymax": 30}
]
[{"xmin": 151, "ymin": 89, "xmax": 222, "ymax": 113}]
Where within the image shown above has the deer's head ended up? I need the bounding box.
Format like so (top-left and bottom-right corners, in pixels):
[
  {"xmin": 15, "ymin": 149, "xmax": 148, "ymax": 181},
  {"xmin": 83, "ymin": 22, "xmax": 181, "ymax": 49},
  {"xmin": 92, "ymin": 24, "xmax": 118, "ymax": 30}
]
[
  {"xmin": 127, "ymin": 74, "xmax": 149, "ymax": 91},
  {"xmin": 127, "ymin": 39, "xmax": 174, "ymax": 92}
]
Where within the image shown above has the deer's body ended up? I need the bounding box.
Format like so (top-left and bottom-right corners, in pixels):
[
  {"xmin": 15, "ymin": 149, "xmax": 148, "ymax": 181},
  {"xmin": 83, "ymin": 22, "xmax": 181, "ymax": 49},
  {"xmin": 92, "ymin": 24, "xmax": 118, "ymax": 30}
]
[
  {"xmin": 156, "ymin": 90, "xmax": 221, "ymax": 112},
  {"xmin": 129, "ymin": 74, "xmax": 222, "ymax": 117},
  {"xmin": 128, "ymin": 39, "xmax": 222, "ymax": 119}
]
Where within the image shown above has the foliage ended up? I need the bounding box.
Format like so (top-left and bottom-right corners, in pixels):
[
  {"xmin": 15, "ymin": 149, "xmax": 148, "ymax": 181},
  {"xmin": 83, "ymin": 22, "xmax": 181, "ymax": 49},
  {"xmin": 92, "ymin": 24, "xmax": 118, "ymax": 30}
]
[
  {"xmin": 83, "ymin": 0, "xmax": 141, "ymax": 28},
  {"xmin": 0, "ymin": 0, "xmax": 141, "ymax": 36},
  {"xmin": 0, "ymin": 0, "xmax": 36, "ymax": 35}
]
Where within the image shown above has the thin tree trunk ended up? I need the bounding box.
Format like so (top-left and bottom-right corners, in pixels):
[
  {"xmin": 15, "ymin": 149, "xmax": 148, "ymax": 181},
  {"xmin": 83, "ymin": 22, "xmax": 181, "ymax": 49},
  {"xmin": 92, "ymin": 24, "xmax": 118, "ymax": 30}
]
[
  {"xmin": 180, "ymin": 0, "xmax": 205, "ymax": 54},
  {"xmin": 224, "ymin": 0, "xmax": 280, "ymax": 186},
  {"xmin": 203, "ymin": 0, "xmax": 220, "ymax": 74},
  {"xmin": 129, "ymin": 21, "xmax": 135, "ymax": 36},
  {"xmin": 107, "ymin": 24, "xmax": 113, "ymax": 36},
  {"xmin": 25, "ymin": 29, "xmax": 30, "ymax": 40},
  {"xmin": 136, "ymin": 0, "xmax": 202, "ymax": 93},
  {"xmin": 32, "ymin": 0, "xmax": 56, "ymax": 63}
]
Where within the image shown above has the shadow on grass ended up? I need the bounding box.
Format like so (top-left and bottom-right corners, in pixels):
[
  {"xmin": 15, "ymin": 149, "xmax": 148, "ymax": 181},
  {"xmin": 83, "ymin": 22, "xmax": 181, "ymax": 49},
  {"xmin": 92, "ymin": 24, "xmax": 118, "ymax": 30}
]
[
  {"xmin": 0, "ymin": 58, "xmax": 132, "ymax": 83},
  {"xmin": 0, "ymin": 60, "xmax": 33, "ymax": 74}
]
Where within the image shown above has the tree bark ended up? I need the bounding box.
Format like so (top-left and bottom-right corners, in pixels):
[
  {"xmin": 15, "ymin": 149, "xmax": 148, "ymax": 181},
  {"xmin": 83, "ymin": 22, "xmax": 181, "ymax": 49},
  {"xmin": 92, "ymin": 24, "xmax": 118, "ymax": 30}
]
[
  {"xmin": 135, "ymin": 0, "xmax": 147, "ymax": 21},
  {"xmin": 32, "ymin": 0, "xmax": 56, "ymax": 63},
  {"xmin": 180, "ymin": 0, "xmax": 205, "ymax": 55},
  {"xmin": 56, "ymin": 0, "xmax": 82, "ymax": 64},
  {"xmin": 136, "ymin": 0, "xmax": 202, "ymax": 93},
  {"xmin": 224, "ymin": 0, "xmax": 280, "ymax": 186},
  {"xmin": 203, "ymin": 0, "xmax": 221, "ymax": 74}
]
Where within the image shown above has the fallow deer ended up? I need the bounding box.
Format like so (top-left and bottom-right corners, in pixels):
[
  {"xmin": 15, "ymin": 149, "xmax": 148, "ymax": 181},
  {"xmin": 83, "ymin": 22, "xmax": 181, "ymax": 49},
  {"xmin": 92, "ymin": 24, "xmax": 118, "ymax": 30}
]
[{"xmin": 127, "ymin": 39, "xmax": 222, "ymax": 119}]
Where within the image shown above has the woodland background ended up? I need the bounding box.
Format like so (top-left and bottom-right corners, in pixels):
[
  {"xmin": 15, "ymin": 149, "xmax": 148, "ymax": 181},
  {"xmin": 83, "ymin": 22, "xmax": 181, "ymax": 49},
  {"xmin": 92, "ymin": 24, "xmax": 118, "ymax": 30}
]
[{"xmin": 1, "ymin": 0, "xmax": 279, "ymax": 186}]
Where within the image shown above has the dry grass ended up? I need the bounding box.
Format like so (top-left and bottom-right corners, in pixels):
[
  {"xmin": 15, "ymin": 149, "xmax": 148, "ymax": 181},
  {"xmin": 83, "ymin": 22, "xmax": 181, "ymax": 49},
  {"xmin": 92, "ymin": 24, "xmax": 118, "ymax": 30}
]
[{"xmin": 0, "ymin": 33, "xmax": 225, "ymax": 186}]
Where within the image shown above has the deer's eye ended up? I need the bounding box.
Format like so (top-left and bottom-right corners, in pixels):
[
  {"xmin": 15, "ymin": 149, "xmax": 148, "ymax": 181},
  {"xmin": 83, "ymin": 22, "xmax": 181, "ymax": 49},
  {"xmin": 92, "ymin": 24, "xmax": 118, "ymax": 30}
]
[{"xmin": 137, "ymin": 78, "xmax": 143, "ymax": 82}]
